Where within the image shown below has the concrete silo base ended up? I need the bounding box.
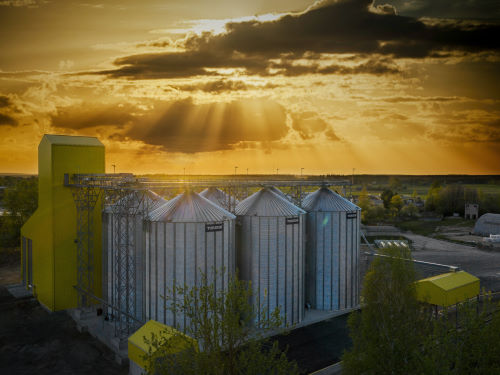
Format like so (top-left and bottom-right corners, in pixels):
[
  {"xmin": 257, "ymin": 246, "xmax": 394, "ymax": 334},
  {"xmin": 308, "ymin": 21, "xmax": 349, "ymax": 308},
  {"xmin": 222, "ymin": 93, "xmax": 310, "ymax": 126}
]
[{"xmin": 67, "ymin": 306, "xmax": 129, "ymax": 366}]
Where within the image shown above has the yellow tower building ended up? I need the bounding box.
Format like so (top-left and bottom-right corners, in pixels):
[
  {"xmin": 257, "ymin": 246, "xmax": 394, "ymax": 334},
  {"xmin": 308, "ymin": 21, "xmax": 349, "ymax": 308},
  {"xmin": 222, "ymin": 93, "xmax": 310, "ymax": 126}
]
[{"xmin": 21, "ymin": 134, "xmax": 105, "ymax": 311}]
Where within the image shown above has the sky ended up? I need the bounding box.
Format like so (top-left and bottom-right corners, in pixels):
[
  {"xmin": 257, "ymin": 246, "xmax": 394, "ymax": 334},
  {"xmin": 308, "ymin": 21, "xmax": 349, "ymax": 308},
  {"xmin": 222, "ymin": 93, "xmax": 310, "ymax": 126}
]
[{"xmin": 0, "ymin": 0, "xmax": 499, "ymax": 175}]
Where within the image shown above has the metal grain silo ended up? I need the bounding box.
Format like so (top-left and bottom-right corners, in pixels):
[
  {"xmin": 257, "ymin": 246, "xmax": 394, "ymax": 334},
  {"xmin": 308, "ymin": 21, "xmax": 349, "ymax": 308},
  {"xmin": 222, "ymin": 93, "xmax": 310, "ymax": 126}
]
[
  {"xmin": 302, "ymin": 187, "xmax": 361, "ymax": 312},
  {"xmin": 102, "ymin": 190, "xmax": 166, "ymax": 326},
  {"xmin": 236, "ymin": 188, "xmax": 306, "ymax": 326},
  {"xmin": 145, "ymin": 190, "xmax": 236, "ymax": 332},
  {"xmin": 200, "ymin": 187, "xmax": 239, "ymax": 211}
]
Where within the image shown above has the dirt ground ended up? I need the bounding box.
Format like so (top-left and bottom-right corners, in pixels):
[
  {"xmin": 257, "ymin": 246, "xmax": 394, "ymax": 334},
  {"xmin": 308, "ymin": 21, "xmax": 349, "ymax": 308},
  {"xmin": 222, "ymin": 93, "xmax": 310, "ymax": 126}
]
[{"xmin": 0, "ymin": 282, "xmax": 127, "ymax": 375}]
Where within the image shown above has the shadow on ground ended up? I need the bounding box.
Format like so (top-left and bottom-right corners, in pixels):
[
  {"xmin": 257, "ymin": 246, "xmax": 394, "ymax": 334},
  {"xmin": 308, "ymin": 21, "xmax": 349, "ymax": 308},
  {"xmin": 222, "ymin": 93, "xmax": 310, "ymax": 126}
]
[{"xmin": 0, "ymin": 286, "xmax": 127, "ymax": 375}]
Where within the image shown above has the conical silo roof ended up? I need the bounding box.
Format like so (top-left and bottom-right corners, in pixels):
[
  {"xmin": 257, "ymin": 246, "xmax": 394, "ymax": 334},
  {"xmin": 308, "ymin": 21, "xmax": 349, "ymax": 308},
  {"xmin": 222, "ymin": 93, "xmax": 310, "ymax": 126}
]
[
  {"xmin": 236, "ymin": 188, "xmax": 305, "ymax": 216},
  {"xmin": 104, "ymin": 190, "xmax": 167, "ymax": 213},
  {"xmin": 200, "ymin": 187, "xmax": 239, "ymax": 207},
  {"xmin": 269, "ymin": 186, "xmax": 287, "ymax": 198},
  {"xmin": 149, "ymin": 190, "xmax": 236, "ymax": 222},
  {"xmin": 302, "ymin": 187, "xmax": 359, "ymax": 212}
]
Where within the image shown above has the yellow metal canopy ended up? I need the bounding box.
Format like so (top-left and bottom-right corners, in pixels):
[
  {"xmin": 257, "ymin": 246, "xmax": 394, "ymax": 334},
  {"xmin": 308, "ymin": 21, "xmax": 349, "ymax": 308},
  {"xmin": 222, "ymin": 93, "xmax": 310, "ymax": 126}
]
[
  {"xmin": 128, "ymin": 320, "xmax": 196, "ymax": 369},
  {"xmin": 415, "ymin": 271, "xmax": 480, "ymax": 307}
]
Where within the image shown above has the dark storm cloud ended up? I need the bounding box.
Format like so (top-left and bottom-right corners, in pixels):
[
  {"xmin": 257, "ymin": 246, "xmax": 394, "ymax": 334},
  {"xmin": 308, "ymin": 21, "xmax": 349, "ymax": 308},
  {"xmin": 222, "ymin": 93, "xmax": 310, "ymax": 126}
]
[
  {"xmin": 291, "ymin": 111, "xmax": 328, "ymax": 139},
  {"xmin": 0, "ymin": 113, "xmax": 17, "ymax": 126},
  {"xmin": 373, "ymin": 0, "xmax": 500, "ymax": 20},
  {"xmin": 50, "ymin": 103, "xmax": 136, "ymax": 130},
  {"xmin": 98, "ymin": 0, "xmax": 500, "ymax": 79},
  {"xmin": 172, "ymin": 79, "xmax": 281, "ymax": 93},
  {"xmin": 125, "ymin": 98, "xmax": 288, "ymax": 153},
  {"xmin": 0, "ymin": 95, "xmax": 11, "ymax": 108}
]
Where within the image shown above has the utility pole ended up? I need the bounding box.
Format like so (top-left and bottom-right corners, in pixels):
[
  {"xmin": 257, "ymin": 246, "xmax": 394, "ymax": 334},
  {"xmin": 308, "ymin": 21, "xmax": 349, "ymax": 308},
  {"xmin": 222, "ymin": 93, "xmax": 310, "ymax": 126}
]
[
  {"xmin": 246, "ymin": 168, "xmax": 248, "ymax": 176},
  {"xmin": 234, "ymin": 166, "xmax": 238, "ymax": 175},
  {"xmin": 301, "ymin": 167, "xmax": 304, "ymax": 177},
  {"xmin": 112, "ymin": 164, "xmax": 116, "ymax": 174},
  {"xmin": 276, "ymin": 168, "xmax": 279, "ymax": 175}
]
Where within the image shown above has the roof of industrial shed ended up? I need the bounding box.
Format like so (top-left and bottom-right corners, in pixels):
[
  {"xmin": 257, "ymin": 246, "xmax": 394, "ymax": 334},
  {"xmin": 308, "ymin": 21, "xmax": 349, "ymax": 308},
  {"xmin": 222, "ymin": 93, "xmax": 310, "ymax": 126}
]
[
  {"xmin": 200, "ymin": 187, "xmax": 238, "ymax": 206},
  {"xmin": 235, "ymin": 188, "xmax": 305, "ymax": 217},
  {"xmin": 302, "ymin": 187, "xmax": 360, "ymax": 212},
  {"xmin": 104, "ymin": 190, "xmax": 167, "ymax": 213},
  {"xmin": 42, "ymin": 134, "xmax": 103, "ymax": 147},
  {"xmin": 415, "ymin": 271, "xmax": 480, "ymax": 307},
  {"xmin": 473, "ymin": 213, "xmax": 500, "ymax": 236},
  {"xmin": 148, "ymin": 190, "xmax": 236, "ymax": 222}
]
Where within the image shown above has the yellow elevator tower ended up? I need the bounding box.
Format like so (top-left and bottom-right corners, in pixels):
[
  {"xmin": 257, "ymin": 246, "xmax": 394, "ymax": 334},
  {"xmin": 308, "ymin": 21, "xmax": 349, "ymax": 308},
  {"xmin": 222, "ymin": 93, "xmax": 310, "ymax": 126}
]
[{"xmin": 21, "ymin": 134, "xmax": 105, "ymax": 311}]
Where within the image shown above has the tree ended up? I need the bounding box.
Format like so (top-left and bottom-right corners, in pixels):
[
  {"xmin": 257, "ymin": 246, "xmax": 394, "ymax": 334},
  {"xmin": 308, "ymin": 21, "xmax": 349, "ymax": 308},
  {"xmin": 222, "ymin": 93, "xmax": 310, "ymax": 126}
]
[
  {"xmin": 381, "ymin": 189, "xmax": 394, "ymax": 209},
  {"xmin": 400, "ymin": 203, "xmax": 418, "ymax": 218},
  {"xmin": 0, "ymin": 177, "xmax": 37, "ymax": 247},
  {"xmin": 342, "ymin": 247, "xmax": 432, "ymax": 374},
  {"xmin": 358, "ymin": 187, "xmax": 373, "ymax": 223},
  {"xmin": 342, "ymin": 246, "xmax": 500, "ymax": 375},
  {"xmin": 145, "ymin": 273, "xmax": 299, "ymax": 375},
  {"xmin": 390, "ymin": 194, "xmax": 403, "ymax": 212},
  {"xmin": 425, "ymin": 183, "xmax": 442, "ymax": 212}
]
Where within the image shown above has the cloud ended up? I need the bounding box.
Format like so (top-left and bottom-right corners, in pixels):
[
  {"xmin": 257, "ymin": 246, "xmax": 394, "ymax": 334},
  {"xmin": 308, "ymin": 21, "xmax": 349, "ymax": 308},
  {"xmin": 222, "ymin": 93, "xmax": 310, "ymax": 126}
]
[
  {"xmin": 0, "ymin": 95, "xmax": 11, "ymax": 108},
  {"xmin": 0, "ymin": 0, "xmax": 42, "ymax": 6},
  {"xmin": 172, "ymin": 79, "xmax": 281, "ymax": 93},
  {"xmin": 373, "ymin": 0, "xmax": 500, "ymax": 20},
  {"xmin": 0, "ymin": 113, "xmax": 18, "ymax": 126},
  {"xmin": 291, "ymin": 111, "xmax": 328, "ymax": 139},
  {"xmin": 50, "ymin": 103, "xmax": 136, "ymax": 130},
  {"xmin": 97, "ymin": 0, "xmax": 499, "ymax": 79},
  {"xmin": 126, "ymin": 98, "xmax": 288, "ymax": 153}
]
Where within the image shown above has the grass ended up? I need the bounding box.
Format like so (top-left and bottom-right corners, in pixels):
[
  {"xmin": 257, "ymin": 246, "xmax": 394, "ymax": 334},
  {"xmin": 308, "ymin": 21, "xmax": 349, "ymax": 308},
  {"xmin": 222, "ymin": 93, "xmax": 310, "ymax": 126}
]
[{"xmin": 395, "ymin": 218, "xmax": 474, "ymax": 236}]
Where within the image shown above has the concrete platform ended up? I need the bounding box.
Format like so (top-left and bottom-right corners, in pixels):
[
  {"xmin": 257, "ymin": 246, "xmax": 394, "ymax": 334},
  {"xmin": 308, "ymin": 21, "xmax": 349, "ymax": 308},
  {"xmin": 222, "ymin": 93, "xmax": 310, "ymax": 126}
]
[{"xmin": 6, "ymin": 283, "xmax": 33, "ymax": 299}]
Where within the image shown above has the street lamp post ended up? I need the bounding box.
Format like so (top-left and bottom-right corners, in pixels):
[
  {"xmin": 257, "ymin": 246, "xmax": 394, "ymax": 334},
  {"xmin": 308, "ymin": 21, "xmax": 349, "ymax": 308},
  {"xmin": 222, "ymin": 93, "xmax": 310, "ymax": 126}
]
[{"xmin": 234, "ymin": 166, "xmax": 238, "ymax": 175}]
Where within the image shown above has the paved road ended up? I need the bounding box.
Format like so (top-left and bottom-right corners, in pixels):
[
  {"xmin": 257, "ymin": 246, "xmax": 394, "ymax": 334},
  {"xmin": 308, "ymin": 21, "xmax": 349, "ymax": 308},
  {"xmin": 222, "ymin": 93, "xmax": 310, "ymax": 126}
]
[{"xmin": 406, "ymin": 234, "xmax": 500, "ymax": 292}]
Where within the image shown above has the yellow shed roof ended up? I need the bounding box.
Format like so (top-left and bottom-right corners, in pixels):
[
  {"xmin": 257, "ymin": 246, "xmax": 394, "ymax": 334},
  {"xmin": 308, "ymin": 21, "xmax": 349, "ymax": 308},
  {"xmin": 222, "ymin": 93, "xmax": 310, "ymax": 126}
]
[
  {"xmin": 416, "ymin": 271, "xmax": 480, "ymax": 307},
  {"xmin": 128, "ymin": 320, "xmax": 195, "ymax": 369}
]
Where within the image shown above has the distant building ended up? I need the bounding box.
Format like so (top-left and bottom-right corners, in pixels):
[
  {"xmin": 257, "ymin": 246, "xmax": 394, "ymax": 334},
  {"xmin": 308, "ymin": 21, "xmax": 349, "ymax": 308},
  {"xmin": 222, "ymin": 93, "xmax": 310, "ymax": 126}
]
[
  {"xmin": 473, "ymin": 213, "xmax": 500, "ymax": 236},
  {"xmin": 465, "ymin": 203, "xmax": 479, "ymax": 220}
]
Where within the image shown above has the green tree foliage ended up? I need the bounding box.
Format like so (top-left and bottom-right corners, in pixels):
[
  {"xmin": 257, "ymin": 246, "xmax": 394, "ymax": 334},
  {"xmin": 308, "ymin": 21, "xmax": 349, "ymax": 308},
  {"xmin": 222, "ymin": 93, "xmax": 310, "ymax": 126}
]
[
  {"xmin": 342, "ymin": 247, "xmax": 431, "ymax": 374},
  {"xmin": 357, "ymin": 187, "xmax": 372, "ymax": 223},
  {"xmin": 343, "ymin": 246, "xmax": 500, "ymax": 375},
  {"xmin": 0, "ymin": 177, "xmax": 37, "ymax": 247},
  {"xmin": 425, "ymin": 183, "xmax": 442, "ymax": 212},
  {"xmin": 400, "ymin": 203, "xmax": 418, "ymax": 218},
  {"xmin": 380, "ymin": 189, "xmax": 394, "ymax": 209},
  {"xmin": 145, "ymin": 273, "xmax": 299, "ymax": 375},
  {"xmin": 390, "ymin": 194, "xmax": 403, "ymax": 212}
]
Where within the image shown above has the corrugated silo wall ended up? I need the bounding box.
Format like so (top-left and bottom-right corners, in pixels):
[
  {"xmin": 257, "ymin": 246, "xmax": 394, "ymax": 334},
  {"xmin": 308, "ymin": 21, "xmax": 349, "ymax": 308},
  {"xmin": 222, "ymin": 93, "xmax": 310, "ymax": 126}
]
[
  {"xmin": 102, "ymin": 211, "xmax": 145, "ymax": 322},
  {"xmin": 145, "ymin": 220, "xmax": 235, "ymax": 332},
  {"xmin": 306, "ymin": 210, "xmax": 360, "ymax": 311},
  {"xmin": 237, "ymin": 215, "xmax": 305, "ymax": 326}
]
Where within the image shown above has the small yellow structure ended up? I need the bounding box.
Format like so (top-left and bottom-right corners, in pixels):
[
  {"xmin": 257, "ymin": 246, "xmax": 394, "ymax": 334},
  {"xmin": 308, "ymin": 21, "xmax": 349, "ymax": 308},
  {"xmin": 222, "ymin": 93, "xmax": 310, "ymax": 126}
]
[
  {"xmin": 415, "ymin": 271, "xmax": 480, "ymax": 307},
  {"xmin": 21, "ymin": 134, "xmax": 105, "ymax": 311},
  {"xmin": 128, "ymin": 320, "xmax": 196, "ymax": 375}
]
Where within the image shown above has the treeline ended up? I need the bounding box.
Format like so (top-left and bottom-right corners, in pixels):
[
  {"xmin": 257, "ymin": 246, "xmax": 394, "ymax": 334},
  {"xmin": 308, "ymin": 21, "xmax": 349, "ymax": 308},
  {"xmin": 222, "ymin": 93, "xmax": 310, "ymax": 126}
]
[
  {"xmin": 0, "ymin": 176, "xmax": 38, "ymax": 248},
  {"xmin": 358, "ymin": 180, "xmax": 500, "ymax": 224},
  {"xmin": 425, "ymin": 182, "xmax": 500, "ymax": 216}
]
